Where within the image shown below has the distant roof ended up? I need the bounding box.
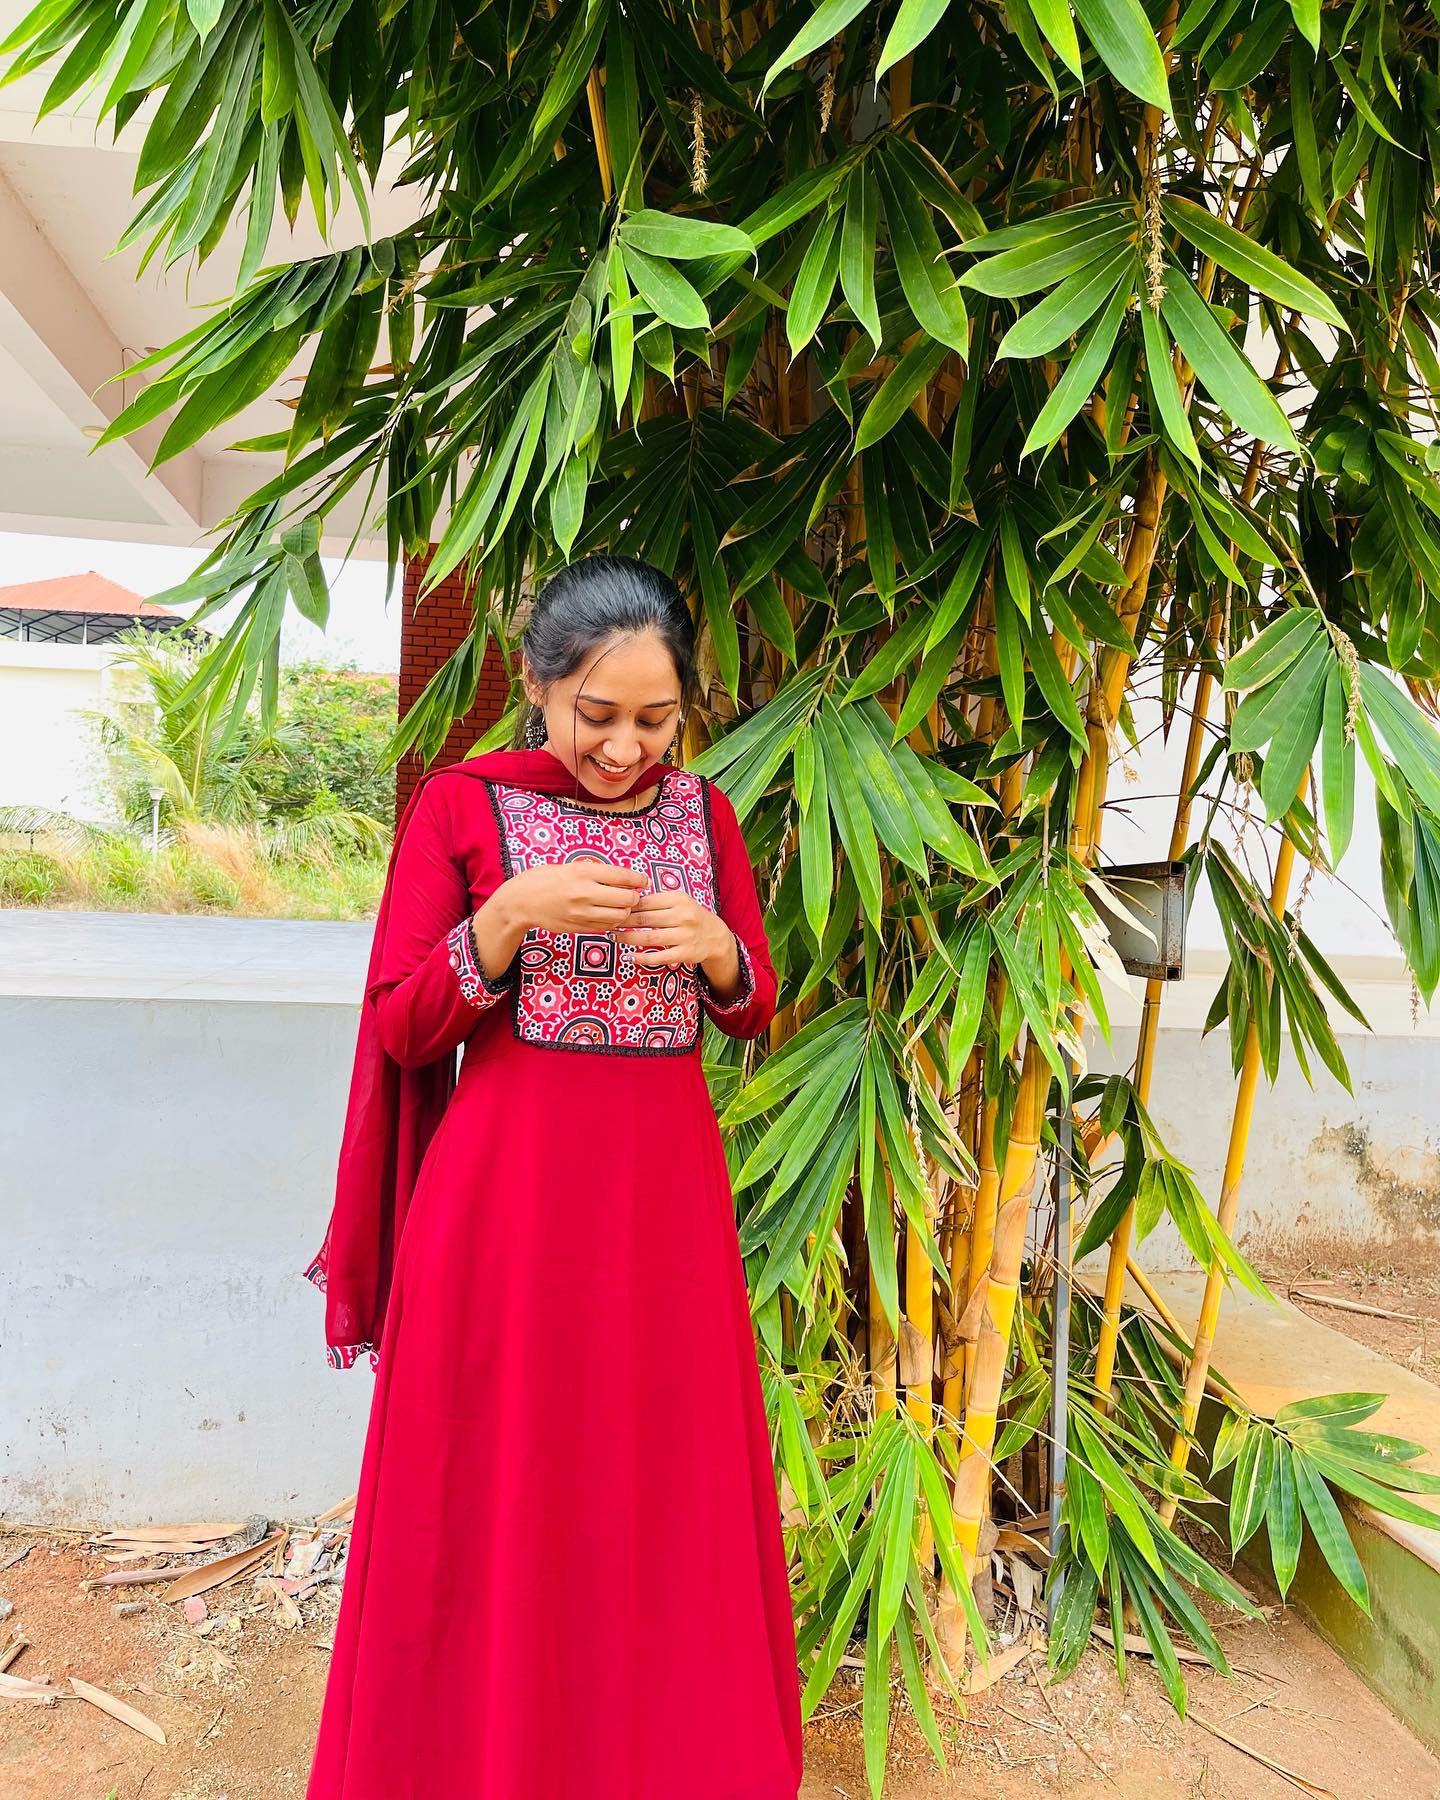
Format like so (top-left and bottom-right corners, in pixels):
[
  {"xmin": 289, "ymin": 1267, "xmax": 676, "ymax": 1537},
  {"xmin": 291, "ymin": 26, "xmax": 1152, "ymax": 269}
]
[{"xmin": 0, "ymin": 572, "xmax": 180, "ymax": 619}]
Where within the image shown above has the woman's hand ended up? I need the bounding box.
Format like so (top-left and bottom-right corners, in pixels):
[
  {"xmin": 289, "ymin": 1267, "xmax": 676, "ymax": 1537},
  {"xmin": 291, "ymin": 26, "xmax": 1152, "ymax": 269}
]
[
  {"xmin": 615, "ymin": 892, "xmax": 740, "ymax": 996},
  {"xmin": 500, "ymin": 858, "xmax": 649, "ymax": 933},
  {"xmin": 469, "ymin": 857, "xmax": 647, "ymax": 980}
]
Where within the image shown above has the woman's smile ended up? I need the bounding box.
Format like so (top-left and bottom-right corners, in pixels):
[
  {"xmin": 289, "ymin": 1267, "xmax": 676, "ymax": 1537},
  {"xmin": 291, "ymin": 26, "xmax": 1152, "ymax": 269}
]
[{"xmin": 587, "ymin": 752, "xmax": 639, "ymax": 782}]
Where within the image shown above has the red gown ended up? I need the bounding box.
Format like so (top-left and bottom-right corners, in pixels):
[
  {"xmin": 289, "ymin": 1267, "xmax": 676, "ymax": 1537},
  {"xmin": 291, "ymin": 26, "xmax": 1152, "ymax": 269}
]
[{"xmin": 304, "ymin": 766, "xmax": 804, "ymax": 1800}]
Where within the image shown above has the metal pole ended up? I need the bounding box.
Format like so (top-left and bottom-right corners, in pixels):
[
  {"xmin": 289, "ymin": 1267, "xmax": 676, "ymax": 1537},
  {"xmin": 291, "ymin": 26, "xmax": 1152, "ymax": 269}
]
[{"xmin": 1047, "ymin": 1045, "xmax": 1074, "ymax": 1625}]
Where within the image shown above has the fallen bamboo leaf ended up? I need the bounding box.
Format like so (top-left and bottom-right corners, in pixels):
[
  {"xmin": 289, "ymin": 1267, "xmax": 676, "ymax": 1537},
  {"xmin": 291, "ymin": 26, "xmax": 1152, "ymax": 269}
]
[
  {"xmin": 69, "ymin": 1675, "xmax": 167, "ymax": 1744},
  {"xmin": 994, "ymin": 1526, "xmax": 1050, "ymax": 1563},
  {"xmin": 92, "ymin": 1540, "xmax": 220, "ymax": 1557},
  {"xmin": 1188, "ymin": 1710, "xmax": 1336, "ymax": 1797},
  {"xmin": 1092, "ymin": 1624, "xmax": 1267, "ymax": 1678},
  {"xmin": 0, "ymin": 1546, "xmax": 33, "ymax": 1573},
  {"xmin": 1288, "ymin": 1284, "xmax": 1425, "ymax": 1327},
  {"xmin": 161, "ymin": 1531, "xmax": 287, "ymax": 1604},
  {"xmin": 82, "ymin": 1569, "xmax": 179, "ymax": 1591},
  {"xmin": 92, "ymin": 1523, "xmax": 246, "ymax": 1544},
  {"xmin": 0, "ymin": 1670, "xmax": 57, "ymax": 1704},
  {"xmin": 965, "ymin": 1634, "xmax": 1039, "ymax": 1695}
]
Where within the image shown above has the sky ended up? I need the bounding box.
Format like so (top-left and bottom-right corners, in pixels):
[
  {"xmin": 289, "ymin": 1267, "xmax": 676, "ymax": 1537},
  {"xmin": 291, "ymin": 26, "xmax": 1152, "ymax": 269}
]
[{"xmin": 0, "ymin": 530, "xmax": 400, "ymax": 673}]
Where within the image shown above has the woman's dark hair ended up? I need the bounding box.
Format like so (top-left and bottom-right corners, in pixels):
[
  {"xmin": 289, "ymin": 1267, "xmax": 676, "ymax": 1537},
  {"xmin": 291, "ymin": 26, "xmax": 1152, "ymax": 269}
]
[{"xmin": 515, "ymin": 555, "xmax": 697, "ymax": 746}]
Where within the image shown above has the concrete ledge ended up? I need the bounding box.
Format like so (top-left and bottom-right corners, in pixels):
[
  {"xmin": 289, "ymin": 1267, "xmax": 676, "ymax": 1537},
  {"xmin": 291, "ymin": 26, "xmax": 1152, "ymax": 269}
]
[
  {"xmin": 0, "ymin": 909, "xmax": 372, "ymax": 1005},
  {"xmin": 1133, "ymin": 1270, "xmax": 1440, "ymax": 1752}
]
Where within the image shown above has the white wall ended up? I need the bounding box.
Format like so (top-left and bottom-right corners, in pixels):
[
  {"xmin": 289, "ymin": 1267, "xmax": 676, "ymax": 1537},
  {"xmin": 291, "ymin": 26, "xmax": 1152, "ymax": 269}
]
[{"xmin": 0, "ymin": 640, "xmax": 123, "ymax": 822}]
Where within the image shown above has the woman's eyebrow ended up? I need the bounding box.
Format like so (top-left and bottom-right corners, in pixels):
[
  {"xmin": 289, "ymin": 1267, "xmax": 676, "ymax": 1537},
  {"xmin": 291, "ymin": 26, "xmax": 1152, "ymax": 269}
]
[{"xmin": 578, "ymin": 693, "xmax": 679, "ymax": 709}]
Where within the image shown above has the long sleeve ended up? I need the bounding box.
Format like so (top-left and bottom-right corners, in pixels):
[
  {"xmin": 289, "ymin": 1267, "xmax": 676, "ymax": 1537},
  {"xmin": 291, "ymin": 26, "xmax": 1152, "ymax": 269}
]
[
  {"xmin": 700, "ymin": 779, "xmax": 778, "ymax": 1040},
  {"xmin": 370, "ymin": 777, "xmax": 513, "ymax": 1069}
]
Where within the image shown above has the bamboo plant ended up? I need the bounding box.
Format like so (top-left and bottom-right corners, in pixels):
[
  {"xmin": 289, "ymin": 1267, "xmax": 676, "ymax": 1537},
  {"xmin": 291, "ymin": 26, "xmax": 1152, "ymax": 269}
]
[{"xmin": 9, "ymin": 0, "xmax": 1440, "ymax": 1786}]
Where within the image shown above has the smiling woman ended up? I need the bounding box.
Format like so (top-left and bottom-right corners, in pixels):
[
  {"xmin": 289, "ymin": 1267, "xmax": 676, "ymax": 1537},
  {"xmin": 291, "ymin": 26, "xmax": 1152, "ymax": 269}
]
[{"xmin": 301, "ymin": 555, "xmax": 802, "ymax": 1799}]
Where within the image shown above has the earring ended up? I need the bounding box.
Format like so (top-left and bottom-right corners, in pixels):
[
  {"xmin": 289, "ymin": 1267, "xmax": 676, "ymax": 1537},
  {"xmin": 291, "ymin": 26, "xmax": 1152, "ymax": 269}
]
[
  {"xmin": 525, "ymin": 707, "xmax": 548, "ymax": 748},
  {"xmin": 664, "ymin": 714, "xmax": 685, "ymax": 765}
]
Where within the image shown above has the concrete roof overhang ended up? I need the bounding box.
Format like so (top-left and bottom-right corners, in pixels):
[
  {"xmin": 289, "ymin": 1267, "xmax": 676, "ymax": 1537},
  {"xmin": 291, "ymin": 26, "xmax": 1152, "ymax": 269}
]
[{"xmin": 0, "ymin": 13, "xmax": 423, "ymax": 559}]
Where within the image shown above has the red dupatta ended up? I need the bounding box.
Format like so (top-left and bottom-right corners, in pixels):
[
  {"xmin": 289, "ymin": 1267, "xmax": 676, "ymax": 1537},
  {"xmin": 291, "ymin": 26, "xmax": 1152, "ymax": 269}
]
[{"xmin": 301, "ymin": 747, "xmax": 668, "ymax": 1369}]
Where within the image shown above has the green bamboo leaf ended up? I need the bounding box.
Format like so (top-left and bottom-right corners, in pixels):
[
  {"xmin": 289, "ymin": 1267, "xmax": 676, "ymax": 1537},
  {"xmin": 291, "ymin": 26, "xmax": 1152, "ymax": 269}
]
[
  {"xmin": 1160, "ymin": 268, "xmax": 1300, "ymax": 450},
  {"xmin": 1259, "ymin": 644, "xmax": 1327, "ymax": 820},
  {"xmin": 1021, "ymin": 609, "xmax": 1086, "ymax": 744},
  {"xmin": 1027, "ymin": 0, "xmax": 1084, "ymax": 74},
  {"xmin": 799, "ymin": 732, "xmax": 833, "ymax": 940},
  {"xmin": 856, "ymin": 338, "xmax": 949, "ymax": 452},
  {"xmin": 623, "ymin": 244, "xmax": 710, "ymax": 331},
  {"xmin": 1139, "ymin": 299, "xmax": 1200, "ymax": 468},
  {"xmin": 1268, "ymin": 1438, "xmax": 1302, "ymax": 1596},
  {"xmin": 607, "ymin": 249, "xmax": 634, "ymax": 421},
  {"xmin": 1021, "ymin": 277, "xmax": 1132, "ymax": 457},
  {"xmin": 1229, "ymin": 635, "xmax": 1329, "ymax": 754},
  {"xmin": 877, "ymin": 1438, "xmax": 917, "ymax": 1636},
  {"xmin": 1228, "ymin": 1424, "xmax": 1274, "ymax": 1551},
  {"xmin": 786, "ymin": 212, "xmax": 843, "ymax": 354},
  {"xmin": 1162, "ymin": 195, "xmax": 1344, "ymax": 330},
  {"xmin": 1293, "ymin": 1451, "xmax": 1369, "ymax": 1612},
  {"xmin": 876, "ymin": 0, "xmax": 950, "ymax": 77},
  {"xmin": 1070, "ymin": 0, "xmax": 1172, "ymax": 110},
  {"xmin": 1047, "ymin": 1558, "xmax": 1100, "ymax": 1677},
  {"xmin": 840, "ymin": 168, "xmax": 882, "ymax": 351},
  {"xmin": 1224, "ymin": 608, "xmax": 1324, "ymax": 691},
  {"xmin": 876, "ymin": 154, "xmax": 969, "ymax": 354},
  {"xmin": 999, "ymin": 244, "xmax": 1136, "ymax": 360},
  {"xmin": 961, "ymin": 221, "xmax": 1136, "ymax": 298},
  {"xmin": 761, "ymin": 0, "xmax": 873, "ymax": 97},
  {"xmin": 1276, "ymin": 1392, "xmax": 1387, "ymax": 1428},
  {"xmin": 620, "ymin": 210, "xmax": 755, "ymax": 261},
  {"xmin": 817, "ymin": 704, "xmax": 884, "ymax": 927},
  {"xmin": 530, "ymin": 0, "xmax": 610, "ymax": 144},
  {"xmin": 1320, "ymin": 664, "xmax": 1355, "ymax": 864}
]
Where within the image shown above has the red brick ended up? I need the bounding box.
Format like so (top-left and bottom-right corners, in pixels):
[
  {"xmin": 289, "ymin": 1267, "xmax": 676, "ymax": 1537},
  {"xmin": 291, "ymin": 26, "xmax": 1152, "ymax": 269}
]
[{"xmin": 396, "ymin": 549, "xmax": 512, "ymax": 816}]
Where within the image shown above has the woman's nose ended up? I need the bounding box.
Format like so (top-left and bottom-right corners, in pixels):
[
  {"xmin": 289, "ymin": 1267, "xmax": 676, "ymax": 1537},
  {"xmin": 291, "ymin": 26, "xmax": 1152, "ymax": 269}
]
[{"xmin": 603, "ymin": 730, "xmax": 638, "ymax": 763}]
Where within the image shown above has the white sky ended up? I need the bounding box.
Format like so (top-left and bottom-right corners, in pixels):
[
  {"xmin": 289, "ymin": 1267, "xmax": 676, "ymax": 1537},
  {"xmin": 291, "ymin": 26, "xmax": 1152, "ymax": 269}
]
[{"xmin": 0, "ymin": 530, "xmax": 400, "ymax": 673}]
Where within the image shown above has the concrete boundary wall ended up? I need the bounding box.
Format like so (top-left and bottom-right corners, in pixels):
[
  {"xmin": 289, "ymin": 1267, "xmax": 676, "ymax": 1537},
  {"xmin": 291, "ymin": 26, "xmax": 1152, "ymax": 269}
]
[{"xmin": 1, "ymin": 912, "xmax": 1435, "ymax": 1525}]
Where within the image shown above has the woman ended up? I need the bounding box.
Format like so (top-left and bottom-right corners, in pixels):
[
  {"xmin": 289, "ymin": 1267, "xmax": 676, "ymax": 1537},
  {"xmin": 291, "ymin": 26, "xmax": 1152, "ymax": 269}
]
[{"xmin": 301, "ymin": 556, "xmax": 804, "ymax": 1799}]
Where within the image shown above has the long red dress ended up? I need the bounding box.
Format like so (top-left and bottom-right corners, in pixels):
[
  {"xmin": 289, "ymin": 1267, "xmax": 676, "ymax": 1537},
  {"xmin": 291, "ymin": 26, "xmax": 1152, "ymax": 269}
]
[{"xmin": 303, "ymin": 764, "xmax": 804, "ymax": 1800}]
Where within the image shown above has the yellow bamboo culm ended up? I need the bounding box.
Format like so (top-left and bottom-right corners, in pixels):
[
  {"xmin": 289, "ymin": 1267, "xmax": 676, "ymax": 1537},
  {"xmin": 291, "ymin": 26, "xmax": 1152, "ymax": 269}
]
[
  {"xmin": 1091, "ymin": 659, "xmax": 1216, "ymax": 1405},
  {"xmin": 1157, "ymin": 790, "xmax": 1304, "ymax": 1525},
  {"xmin": 937, "ymin": 1053, "xmax": 981, "ymax": 1458},
  {"xmin": 933, "ymin": 1055, "xmax": 1046, "ymax": 1668}
]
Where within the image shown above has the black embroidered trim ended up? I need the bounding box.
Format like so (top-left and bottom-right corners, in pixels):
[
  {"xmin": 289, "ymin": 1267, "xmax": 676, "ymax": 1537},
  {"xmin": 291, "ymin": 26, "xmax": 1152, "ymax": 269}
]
[
  {"xmin": 699, "ymin": 929, "xmax": 756, "ymax": 1015},
  {"xmin": 549, "ymin": 772, "xmax": 670, "ymax": 817},
  {"xmin": 478, "ymin": 774, "xmax": 702, "ymax": 1051}
]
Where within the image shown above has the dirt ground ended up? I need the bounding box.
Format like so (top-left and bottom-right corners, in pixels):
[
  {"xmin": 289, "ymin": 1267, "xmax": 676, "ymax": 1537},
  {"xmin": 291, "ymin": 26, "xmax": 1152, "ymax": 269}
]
[
  {"xmin": 2, "ymin": 1521, "xmax": 1438, "ymax": 1800},
  {"xmin": 1254, "ymin": 1234, "xmax": 1440, "ymax": 1388}
]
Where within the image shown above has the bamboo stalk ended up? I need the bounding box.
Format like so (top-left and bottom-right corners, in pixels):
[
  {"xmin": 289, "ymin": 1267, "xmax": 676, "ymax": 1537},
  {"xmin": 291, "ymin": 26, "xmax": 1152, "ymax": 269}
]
[
  {"xmin": 1157, "ymin": 789, "xmax": 1304, "ymax": 1524},
  {"xmin": 935, "ymin": 1059, "xmax": 1047, "ymax": 1665},
  {"xmin": 1091, "ymin": 657, "xmax": 1216, "ymax": 1403}
]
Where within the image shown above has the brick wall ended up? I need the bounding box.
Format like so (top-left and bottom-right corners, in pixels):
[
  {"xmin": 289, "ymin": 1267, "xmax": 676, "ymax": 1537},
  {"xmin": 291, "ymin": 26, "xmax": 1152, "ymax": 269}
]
[{"xmin": 395, "ymin": 553, "xmax": 513, "ymax": 816}]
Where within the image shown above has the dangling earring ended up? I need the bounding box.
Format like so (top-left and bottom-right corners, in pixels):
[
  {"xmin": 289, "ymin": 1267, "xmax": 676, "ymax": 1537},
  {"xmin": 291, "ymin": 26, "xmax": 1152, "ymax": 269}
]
[
  {"xmin": 525, "ymin": 706, "xmax": 548, "ymax": 748},
  {"xmin": 664, "ymin": 713, "xmax": 685, "ymax": 765}
]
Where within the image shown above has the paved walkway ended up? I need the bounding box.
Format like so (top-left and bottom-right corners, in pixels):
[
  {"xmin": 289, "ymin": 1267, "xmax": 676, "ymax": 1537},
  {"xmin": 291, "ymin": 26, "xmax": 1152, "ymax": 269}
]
[{"xmin": 0, "ymin": 908, "xmax": 371, "ymax": 1003}]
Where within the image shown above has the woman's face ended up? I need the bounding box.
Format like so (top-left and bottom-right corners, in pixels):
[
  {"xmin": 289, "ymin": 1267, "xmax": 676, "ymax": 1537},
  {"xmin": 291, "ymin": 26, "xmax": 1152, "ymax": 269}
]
[{"xmin": 527, "ymin": 630, "xmax": 683, "ymax": 797}]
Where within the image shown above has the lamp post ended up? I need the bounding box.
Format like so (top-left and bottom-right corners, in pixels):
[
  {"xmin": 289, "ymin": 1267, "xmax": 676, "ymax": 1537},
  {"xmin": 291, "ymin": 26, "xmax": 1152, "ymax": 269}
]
[
  {"xmin": 148, "ymin": 786, "xmax": 164, "ymax": 858},
  {"xmin": 1048, "ymin": 860, "xmax": 1189, "ymax": 1626}
]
